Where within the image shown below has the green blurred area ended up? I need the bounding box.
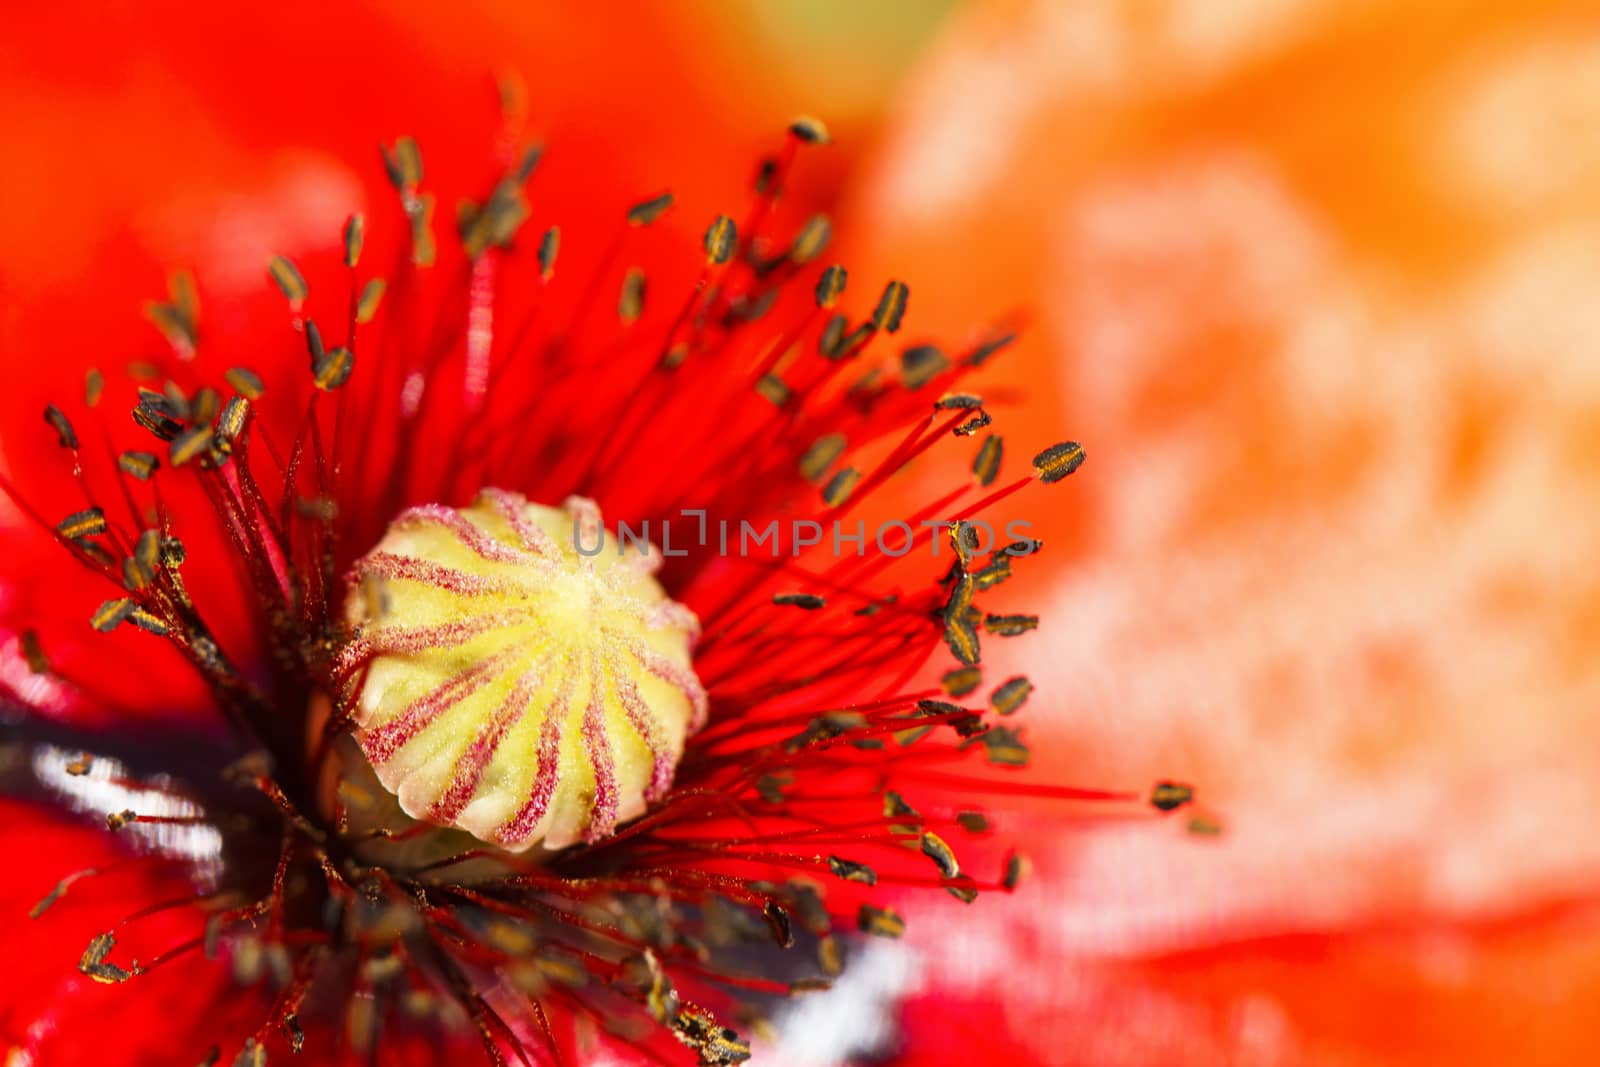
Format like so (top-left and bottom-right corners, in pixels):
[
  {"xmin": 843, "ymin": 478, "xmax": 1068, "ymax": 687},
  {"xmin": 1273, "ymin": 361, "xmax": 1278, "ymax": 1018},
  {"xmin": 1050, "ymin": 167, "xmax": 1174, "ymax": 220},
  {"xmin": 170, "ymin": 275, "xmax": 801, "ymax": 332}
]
[{"xmin": 729, "ymin": 0, "xmax": 960, "ymax": 126}]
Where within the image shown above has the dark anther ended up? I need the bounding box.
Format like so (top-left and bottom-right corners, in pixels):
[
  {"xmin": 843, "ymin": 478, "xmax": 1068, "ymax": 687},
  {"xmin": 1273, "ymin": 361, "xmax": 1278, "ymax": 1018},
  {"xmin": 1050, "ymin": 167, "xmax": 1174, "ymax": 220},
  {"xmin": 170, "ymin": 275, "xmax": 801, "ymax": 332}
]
[
  {"xmin": 538, "ymin": 227, "xmax": 560, "ymax": 280},
  {"xmin": 305, "ymin": 319, "xmax": 326, "ymax": 365},
  {"xmin": 989, "ymin": 676, "xmax": 1033, "ymax": 716},
  {"xmin": 380, "ymin": 136, "xmax": 424, "ymax": 192},
  {"xmin": 956, "ymin": 812, "xmax": 990, "ymax": 833},
  {"xmin": 20, "ymin": 630, "xmax": 48, "ymax": 673},
  {"xmin": 821, "ymin": 467, "xmax": 861, "ymax": 507},
  {"xmin": 90, "ymin": 598, "xmax": 135, "ymax": 633},
  {"xmin": 118, "ymin": 451, "xmax": 159, "ymax": 481},
  {"xmin": 619, "ymin": 268, "xmax": 647, "ymax": 324},
  {"xmin": 224, "ymin": 367, "xmax": 265, "ymax": 399},
  {"xmin": 129, "ymin": 609, "xmax": 170, "ymax": 635},
  {"xmin": 790, "ymin": 214, "xmax": 831, "ymax": 263},
  {"xmin": 967, "ymin": 331, "xmax": 1017, "ymax": 367},
  {"xmin": 1150, "ymin": 780, "xmax": 1195, "ymax": 812},
  {"xmin": 1002, "ymin": 851, "xmax": 1029, "ymax": 890},
  {"xmin": 788, "ymin": 115, "xmax": 830, "ymax": 144},
  {"xmin": 626, "ymin": 191, "xmax": 675, "ymax": 227},
  {"xmin": 704, "ymin": 215, "xmax": 738, "ymax": 266},
  {"xmin": 169, "ymin": 426, "xmax": 214, "ymax": 467},
  {"xmin": 1001, "ymin": 538, "xmax": 1043, "ymax": 558},
  {"xmin": 818, "ymin": 314, "xmax": 848, "ymax": 358},
  {"xmin": 761, "ymin": 900, "xmax": 794, "ymax": 948},
  {"xmin": 942, "ymin": 575, "xmax": 980, "ymax": 666},
  {"xmin": 342, "ymin": 214, "xmax": 364, "ymax": 268},
  {"xmin": 920, "ymin": 832, "xmax": 961, "ymax": 879},
  {"xmin": 900, "ymin": 345, "xmax": 949, "ymax": 389},
  {"xmin": 1033, "ymin": 440, "xmax": 1086, "ymax": 483},
  {"xmin": 43, "ymin": 404, "xmax": 78, "ymax": 450},
  {"xmin": 217, "ymin": 396, "xmax": 250, "ymax": 451},
  {"xmin": 313, "ymin": 347, "xmax": 355, "ymax": 391},
  {"xmin": 971, "ymin": 554, "xmax": 1011, "ymax": 591},
  {"xmin": 856, "ymin": 904, "xmax": 905, "ymax": 939},
  {"xmin": 755, "ymin": 373, "xmax": 790, "ymax": 408},
  {"xmin": 871, "ymin": 280, "xmax": 909, "ymax": 334},
  {"xmin": 132, "ymin": 392, "xmax": 184, "ymax": 442},
  {"xmin": 973, "ymin": 435, "xmax": 1003, "ymax": 487},
  {"xmin": 357, "ymin": 279, "xmax": 386, "ymax": 324},
  {"xmin": 78, "ymin": 932, "xmax": 139, "ymax": 984},
  {"xmin": 815, "ymin": 265, "xmax": 847, "ymax": 310},
  {"xmin": 883, "ymin": 790, "xmax": 920, "ymax": 819},
  {"xmin": 57, "ymin": 507, "xmax": 106, "ymax": 540},
  {"xmin": 941, "ymin": 666, "xmax": 982, "ymax": 696},
  {"xmin": 268, "ymin": 254, "xmax": 309, "ymax": 307},
  {"xmin": 827, "ymin": 856, "xmax": 878, "ymax": 886},
  {"xmin": 983, "ymin": 614, "xmax": 1038, "ymax": 637},
  {"xmin": 799, "ymin": 434, "xmax": 847, "ymax": 482},
  {"xmin": 954, "ymin": 411, "xmax": 992, "ymax": 437},
  {"xmin": 971, "ymin": 725, "xmax": 1029, "ymax": 767}
]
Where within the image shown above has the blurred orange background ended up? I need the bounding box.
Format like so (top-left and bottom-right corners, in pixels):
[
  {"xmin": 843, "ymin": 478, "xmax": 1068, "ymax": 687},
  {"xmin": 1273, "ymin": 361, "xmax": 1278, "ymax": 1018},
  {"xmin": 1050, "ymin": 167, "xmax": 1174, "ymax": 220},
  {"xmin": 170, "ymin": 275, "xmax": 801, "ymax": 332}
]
[{"xmin": 4, "ymin": 1, "xmax": 1599, "ymax": 1063}]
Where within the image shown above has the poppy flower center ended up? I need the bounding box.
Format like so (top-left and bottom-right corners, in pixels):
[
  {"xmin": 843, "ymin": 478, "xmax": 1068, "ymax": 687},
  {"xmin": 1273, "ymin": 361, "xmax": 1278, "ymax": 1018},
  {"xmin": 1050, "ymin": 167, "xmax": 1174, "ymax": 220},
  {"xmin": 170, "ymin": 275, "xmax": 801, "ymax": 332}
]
[{"xmin": 338, "ymin": 489, "xmax": 705, "ymax": 851}]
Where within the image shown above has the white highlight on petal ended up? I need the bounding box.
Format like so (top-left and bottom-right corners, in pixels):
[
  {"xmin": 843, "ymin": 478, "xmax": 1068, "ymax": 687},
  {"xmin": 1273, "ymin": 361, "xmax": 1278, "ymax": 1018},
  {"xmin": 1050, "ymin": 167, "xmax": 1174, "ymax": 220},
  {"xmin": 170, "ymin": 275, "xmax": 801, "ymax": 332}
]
[
  {"xmin": 31, "ymin": 743, "xmax": 222, "ymax": 882},
  {"xmin": 771, "ymin": 938, "xmax": 919, "ymax": 1066}
]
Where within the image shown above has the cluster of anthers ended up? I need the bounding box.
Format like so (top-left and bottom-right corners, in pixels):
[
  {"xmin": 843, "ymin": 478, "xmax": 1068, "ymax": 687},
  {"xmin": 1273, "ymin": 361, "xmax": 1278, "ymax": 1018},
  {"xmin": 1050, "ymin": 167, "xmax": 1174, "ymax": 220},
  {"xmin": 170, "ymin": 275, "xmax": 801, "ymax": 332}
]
[{"xmin": 4, "ymin": 88, "xmax": 1197, "ymax": 1066}]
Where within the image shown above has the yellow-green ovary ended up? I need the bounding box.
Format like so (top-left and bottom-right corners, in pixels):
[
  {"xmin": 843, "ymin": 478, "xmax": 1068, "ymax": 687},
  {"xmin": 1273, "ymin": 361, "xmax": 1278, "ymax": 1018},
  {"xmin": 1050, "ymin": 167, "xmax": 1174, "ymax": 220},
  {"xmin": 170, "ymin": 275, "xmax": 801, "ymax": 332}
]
[{"xmin": 342, "ymin": 489, "xmax": 704, "ymax": 851}]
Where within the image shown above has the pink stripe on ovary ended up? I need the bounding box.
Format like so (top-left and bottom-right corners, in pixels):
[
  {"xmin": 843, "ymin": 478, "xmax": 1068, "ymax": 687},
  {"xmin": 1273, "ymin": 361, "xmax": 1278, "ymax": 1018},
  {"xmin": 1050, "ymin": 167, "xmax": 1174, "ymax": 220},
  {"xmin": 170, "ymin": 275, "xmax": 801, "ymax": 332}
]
[
  {"xmin": 365, "ymin": 606, "xmax": 530, "ymax": 657},
  {"xmin": 496, "ymin": 668, "xmax": 576, "ymax": 845},
  {"xmin": 562, "ymin": 495, "xmax": 603, "ymax": 563},
  {"xmin": 613, "ymin": 670, "xmax": 675, "ymax": 802},
  {"xmin": 579, "ymin": 657, "xmax": 620, "ymax": 843},
  {"xmin": 426, "ymin": 660, "xmax": 545, "ymax": 823},
  {"xmin": 360, "ymin": 650, "xmax": 512, "ymax": 765},
  {"xmin": 480, "ymin": 488, "xmax": 559, "ymax": 557},
  {"xmin": 393, "ymin": 503, "xmax": 537, "ymax": 565},
  {"xmin": 332, "ymin": 634, "xmax": 377, "ymax": 683},
  {"xmin": 646, "ymin": 600, "xmax": 701, "ymax": 641},
  {"xmin": 633, "ymin": 645, "xmax": 709, "ymax": 731},
  {"xmin": 353, "ymin": 551, "xmax": 527, "ymax": 597}
]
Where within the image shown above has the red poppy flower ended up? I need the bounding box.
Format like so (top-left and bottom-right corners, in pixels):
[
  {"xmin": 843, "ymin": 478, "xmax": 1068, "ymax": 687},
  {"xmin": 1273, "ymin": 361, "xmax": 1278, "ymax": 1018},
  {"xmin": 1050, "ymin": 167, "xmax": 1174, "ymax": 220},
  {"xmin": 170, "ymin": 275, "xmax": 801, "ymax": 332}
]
[{"xmin": 0, "ymin": 4, "xmax": 1184, "ymax": 1065}]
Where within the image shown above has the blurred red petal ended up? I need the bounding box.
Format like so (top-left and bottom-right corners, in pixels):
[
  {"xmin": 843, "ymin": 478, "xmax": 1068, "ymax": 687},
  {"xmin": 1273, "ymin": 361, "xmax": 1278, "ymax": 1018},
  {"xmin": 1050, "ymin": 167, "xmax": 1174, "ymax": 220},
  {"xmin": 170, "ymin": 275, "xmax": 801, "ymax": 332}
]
[{"xmin": 846, "ymin": 1, "xmax": 1600, "ymax": 1062}]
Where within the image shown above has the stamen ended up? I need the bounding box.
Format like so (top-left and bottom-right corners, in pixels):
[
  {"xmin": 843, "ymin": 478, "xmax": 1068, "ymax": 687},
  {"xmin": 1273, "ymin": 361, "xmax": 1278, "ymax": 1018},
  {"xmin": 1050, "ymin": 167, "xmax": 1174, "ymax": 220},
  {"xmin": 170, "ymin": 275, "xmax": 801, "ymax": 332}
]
[
  {"xmin": 268, "ymin": 255, "xmax": 309, "ymax": 312},
  {"xmin": 972, "ymin": 433, "xmax": 1003, "ymax": 486},
  {"xmin": 1, "ymin": 114, "xmax": 1193, "ymax": 1067},
  {"xmin": 1032, "ymin": 440, "xmax": 1086, "ymax": 482},
  {"xmin": 856, "ymin": 904, "xmax": 905, "ymax": 939},
  {"xmin": 941, "ymin": 666, "xmax": 982, "ymax": 696},
  {"xmin": 1150, "ymin": 780, "xmax": 1196, "ymax": 811},
  {"xmin": 900, "ymin": 344, "xmax": 949, "ymax": 389},
  {"xmin": 989, "ymin": 676, "xmax": 1033, "ymax": 716}
]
